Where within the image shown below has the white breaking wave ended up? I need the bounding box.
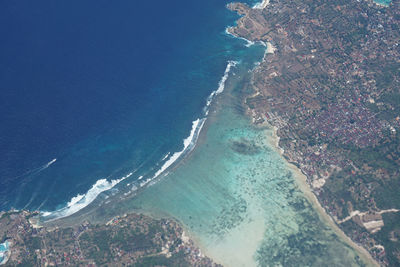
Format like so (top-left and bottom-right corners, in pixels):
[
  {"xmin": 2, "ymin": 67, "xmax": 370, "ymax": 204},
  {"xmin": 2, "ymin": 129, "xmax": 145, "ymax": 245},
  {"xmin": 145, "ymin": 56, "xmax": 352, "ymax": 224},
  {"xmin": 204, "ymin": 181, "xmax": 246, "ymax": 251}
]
[
  {"xmin": 67, "ymin": 194, "xmax": 84, "ymax": 207},
  {"xmin": 205, "ymin": 60, "xmax": 238, "ymax": 115},
  {"xmin": 225, "ymin": 27, "xmax": 268, "ymax": 48},
  {"xmin": 41, "ymin": 172, "xmax": 133, "ymax": 220},
  {"xmin": 41, "ymin": 59, "xmax": 238, "ymax": 220},
  {"xmin": 161, "ymin": 152, "xmax": 171, "ymax": 161},
  {"xmin": 225, "ymin": 27, "xmax": 254, "ymax": 47},
  {"xmin": 244, "ymin": 40, "xmax": 255, "ymax": 48},
  {"xmin": 216, "ymin": 61, "xmax": 238, "ymax": 94},
  {"xmin": 150, "ymin": 60, "xmax": 237, "ymax": 182},
  {"xmin": 152, "ymin": 118, "xmax": 205, "ymax": 180},
  {"xmin": 253, "ymin": 0, "xmax": 269, "ymax": 9}
]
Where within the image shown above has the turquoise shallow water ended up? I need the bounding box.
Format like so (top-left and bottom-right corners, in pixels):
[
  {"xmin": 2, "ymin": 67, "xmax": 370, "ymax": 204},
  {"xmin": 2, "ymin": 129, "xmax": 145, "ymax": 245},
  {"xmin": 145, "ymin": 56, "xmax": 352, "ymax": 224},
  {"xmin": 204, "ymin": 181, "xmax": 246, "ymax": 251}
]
[
  {"xmin": 67, "ymin": 51, "xmax": 374, "ymax": 267},
  {"xmin": 0, "ymin": 241, "xmax": 9, "ymax": 264},
  {"xmin": 0, "ymin": 0, "xmax": 257, "ymax": 216},
  {"xmin": 373, "ymin": 0, "xmax": 391, "ymax": 6},
  {"xmin": 127, "ymin": 77, "xmax": 369, "ymax": 267},
  {"xmin": 0, "ymin": 241, "xmax": 8, "ymax": 252}
]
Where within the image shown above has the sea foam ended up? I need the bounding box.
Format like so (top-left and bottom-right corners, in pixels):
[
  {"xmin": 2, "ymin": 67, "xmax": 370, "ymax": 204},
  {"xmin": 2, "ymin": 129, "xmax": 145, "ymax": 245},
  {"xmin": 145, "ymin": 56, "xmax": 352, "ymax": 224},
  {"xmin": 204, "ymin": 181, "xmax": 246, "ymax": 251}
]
[
  {"xmin": 205, "ymin": 60, "xmax": 238, "ymax": 115},
  {"xmin": 225, "ymin": 27, "xmax": 268, "ymax": 48},
  {"xmin": 253, "ymin": 0, "xmax": 269, "ymax": 9},
  {"xmin": 150, "ymin": 60, "xmax": 237, "ymax": 181},
  {"xmin": 152, "ymin": 118, "xmax": 205, "ymax": 179},
  {"xmin": 216, "ymin": 61, "xmax": 238, "ymax": 95},
  {"xmin": 225, "ymin": 27, "xmax": 255, "ymax": 47},
  {"xmin": 41, "ymin": 172, "xmax": 133, "ymax": 220},
  {"xmin": 41, "ymin": 60, "xmax": 238, "ymax": 221}
]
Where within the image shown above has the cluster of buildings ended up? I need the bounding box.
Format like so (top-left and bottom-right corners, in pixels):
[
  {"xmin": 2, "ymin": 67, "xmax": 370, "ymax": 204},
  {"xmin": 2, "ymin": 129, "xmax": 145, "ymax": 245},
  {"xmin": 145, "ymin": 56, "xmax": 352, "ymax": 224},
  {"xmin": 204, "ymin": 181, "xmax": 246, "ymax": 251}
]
[
  {"xmin": 229, "ymin": 0, "xmax": 399, "ymax": 265},
  {"xmin": 0, "ymin": 211, "xmax": 220, "ymax": 266}
]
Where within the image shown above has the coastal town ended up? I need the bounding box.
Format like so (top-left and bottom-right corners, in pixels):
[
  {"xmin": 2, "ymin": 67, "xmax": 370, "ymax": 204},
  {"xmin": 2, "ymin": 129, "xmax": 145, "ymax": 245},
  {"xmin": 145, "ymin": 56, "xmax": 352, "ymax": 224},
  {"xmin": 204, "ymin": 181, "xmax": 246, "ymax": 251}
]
[
  {"xmin": 0, "ymin": 0, "xmax": 399, "ymax": 266},
  {"xmin": 228, "ymin": 0, "xmax": 400, "ymax": 265},
  {"xmin": 0, "ymin": 210, "xmax": 220, "ymax": 266}
]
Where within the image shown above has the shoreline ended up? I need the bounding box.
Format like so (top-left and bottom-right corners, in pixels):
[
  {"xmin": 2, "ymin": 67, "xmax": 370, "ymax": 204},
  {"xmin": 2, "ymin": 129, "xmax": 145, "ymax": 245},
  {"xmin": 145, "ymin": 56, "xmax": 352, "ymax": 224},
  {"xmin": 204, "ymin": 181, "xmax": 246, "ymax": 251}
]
[
  {"xmin": 233, "ymin": 0, "xmax": 386, "ymax": 264},
  {"xmin": 36, "ymin": 58, "xmax": 244, "ymax": 229},
  {"xmin": 1, "ymin": 210, "xmax": 220, "ymax": 266},
  {"xmin": 253, "ymin": 0, "xmax": 270, "ymax": 9},
  {"xmin": 267, "ymin": 125, "xmax": 380, "ymax": 266},
  {"xmin": 2, "ymin": 1, "xmax": 391, "ymax": 266},
  {"xmin": 243, "ymin": 37, "xmax": 380, "ymax": 267},
  {"xmin": 249, "ymin": 114, "xmax": 379, "ymax": 265},
  {"xmin": 250, "ymin": 116, "xmax": 378, "ymax": 266}
]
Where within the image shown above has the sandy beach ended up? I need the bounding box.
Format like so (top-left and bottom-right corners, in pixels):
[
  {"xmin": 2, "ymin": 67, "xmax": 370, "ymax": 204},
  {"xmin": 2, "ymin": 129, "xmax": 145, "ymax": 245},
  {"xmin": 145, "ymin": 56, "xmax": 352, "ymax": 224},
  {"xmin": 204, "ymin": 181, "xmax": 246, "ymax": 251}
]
[
  {"xmin": 268, "ymin": 126, "xmax": 379, "ymax": 267},
  {"xmin": 123, "ymin": 83, "xmax": 378, "ymax": 267}
]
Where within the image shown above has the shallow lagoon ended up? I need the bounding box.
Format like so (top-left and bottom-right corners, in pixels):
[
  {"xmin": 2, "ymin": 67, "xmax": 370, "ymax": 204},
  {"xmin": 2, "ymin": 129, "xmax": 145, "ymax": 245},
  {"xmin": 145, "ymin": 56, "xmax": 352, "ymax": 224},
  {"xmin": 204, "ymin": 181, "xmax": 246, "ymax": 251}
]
[
  {"xmin": 373, "ymin": 0, "xmax": 391, "ymax": 6},
  {"xmin": 0, "ymin": 241, "xmax": 9, "ymax": 264},
  {"xmin": 128, "ymin": 83, "xmax": 370, "ymax": 267},
  {"xmin": 66, "ymin": 54, "xmax": 375, "ymax": 266}
]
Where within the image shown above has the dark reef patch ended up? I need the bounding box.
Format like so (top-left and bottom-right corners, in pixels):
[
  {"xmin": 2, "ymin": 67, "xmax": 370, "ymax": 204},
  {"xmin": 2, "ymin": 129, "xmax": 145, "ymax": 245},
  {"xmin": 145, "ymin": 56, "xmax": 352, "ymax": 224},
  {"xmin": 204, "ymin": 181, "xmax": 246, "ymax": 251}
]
[{"xmin": 230, "ymin": 138, "xmax": 261, "ymax": 155}]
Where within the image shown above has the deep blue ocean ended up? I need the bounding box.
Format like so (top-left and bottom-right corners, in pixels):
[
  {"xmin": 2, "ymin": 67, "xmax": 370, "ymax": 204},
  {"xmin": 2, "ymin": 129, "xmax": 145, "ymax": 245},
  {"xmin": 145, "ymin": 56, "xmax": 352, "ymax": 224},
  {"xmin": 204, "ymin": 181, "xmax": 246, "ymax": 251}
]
[{"xmin": 0, "ymin": 0, "xmax": 261, "ymax": 218}]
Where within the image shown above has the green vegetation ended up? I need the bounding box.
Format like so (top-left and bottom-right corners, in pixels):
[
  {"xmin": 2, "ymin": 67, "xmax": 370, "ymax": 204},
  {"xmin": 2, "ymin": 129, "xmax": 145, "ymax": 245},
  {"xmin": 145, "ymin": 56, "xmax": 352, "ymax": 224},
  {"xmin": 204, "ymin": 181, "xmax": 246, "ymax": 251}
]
[
  {"xmin": 375, "ymin": 63, "xmax": 400, "ymax": 89},
  {"xmin": 348, "ymin": 133, "xmax": 400, "ymax": 175},
  {"xmin": 25, "ymin": 236, "xmax": 42, "ymax": 251},
  {"xmin": 349, "ymin": 148, "xmax": 397, "ymax": 174},
  {"xmin": 373, "ymin": 180, "xmax": 400, "ymax": 210},
  {"xmin": 15, "ymin": 259, "xmax": 36, "ymax": 267},
  {"xmin": 376, "ymin": 212, "xmax": 400, "ymax": 265},
  {"xmin": 136, "ymin": 251, "xmax": 190, "ymax": 267}
]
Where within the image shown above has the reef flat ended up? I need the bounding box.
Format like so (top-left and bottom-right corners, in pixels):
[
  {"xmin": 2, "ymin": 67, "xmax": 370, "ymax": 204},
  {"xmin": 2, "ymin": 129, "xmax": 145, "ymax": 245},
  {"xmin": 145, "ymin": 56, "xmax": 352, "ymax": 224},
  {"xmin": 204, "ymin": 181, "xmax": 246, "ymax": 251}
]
[{"xmin": 93, "ymin": 58, "xmax": 376, "ymax": 267}]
